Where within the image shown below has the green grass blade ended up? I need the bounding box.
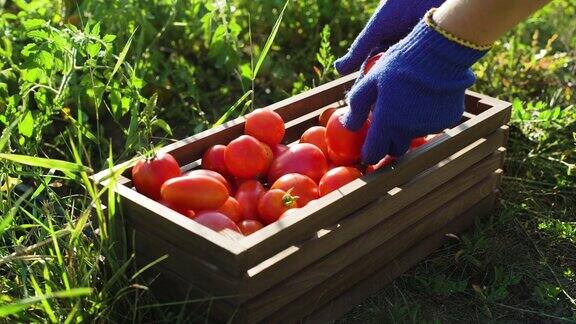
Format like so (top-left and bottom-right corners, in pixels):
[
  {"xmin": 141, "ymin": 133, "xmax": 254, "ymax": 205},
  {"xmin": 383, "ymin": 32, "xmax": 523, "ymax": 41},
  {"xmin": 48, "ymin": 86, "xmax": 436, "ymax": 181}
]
[
  {"xmin": 251, "ymin": 0, "xmax": 290, "ymax": 80},
  {"xmin": 0, "ymin": 153, "xmax": 92, "ymax": 173},
  {"xmin": 212, "ymin": 90, "xmax": 252, "ymax": 127},
  {"xmin": 130, "ymin": 254, "xmax": 168, "ymax": 281},
  {"xmin": 0, "ymin": 119, "xmax": 18, "ymax": 152},
  {"xmin": 0, "ymin": 288, "xmax": 93, "ymax": 317},
  {"xmin": 106, "ymin": 28, "xmax": 137, "ymax": 88}
]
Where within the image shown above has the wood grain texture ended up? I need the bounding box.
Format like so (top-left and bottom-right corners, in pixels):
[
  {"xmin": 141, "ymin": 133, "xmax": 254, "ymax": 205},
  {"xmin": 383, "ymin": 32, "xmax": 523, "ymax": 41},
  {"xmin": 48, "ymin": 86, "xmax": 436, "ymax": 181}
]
[
  {"xmin": 245, "ymin": 168, "xmax": 502, "ymax": 322},
  {"xmin": 245, "ymin": 131, "xmax": 506, "ymax": 297}
]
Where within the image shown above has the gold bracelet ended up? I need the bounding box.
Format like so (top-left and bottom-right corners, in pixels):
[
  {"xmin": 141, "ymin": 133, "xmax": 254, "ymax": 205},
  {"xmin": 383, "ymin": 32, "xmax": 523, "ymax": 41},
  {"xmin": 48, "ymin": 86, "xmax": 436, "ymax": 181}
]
[{"xmin": 424, "ymin": 8, "xmax": 492, "ymax": 51}]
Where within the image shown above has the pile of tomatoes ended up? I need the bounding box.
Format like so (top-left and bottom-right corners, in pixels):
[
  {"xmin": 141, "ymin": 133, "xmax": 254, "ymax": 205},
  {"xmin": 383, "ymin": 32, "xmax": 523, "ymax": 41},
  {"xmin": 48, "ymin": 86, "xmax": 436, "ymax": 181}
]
[{"xmin": 131, "ymin": 105, "xmax": 433, "ymax": 237}]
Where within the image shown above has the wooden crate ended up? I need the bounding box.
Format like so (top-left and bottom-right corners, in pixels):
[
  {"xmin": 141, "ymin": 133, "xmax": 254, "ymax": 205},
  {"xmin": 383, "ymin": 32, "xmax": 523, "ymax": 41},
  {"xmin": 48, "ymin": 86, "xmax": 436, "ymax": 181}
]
[{"xmin": 93, "ymin": 73, "xmax": 511, "ymax": 323}]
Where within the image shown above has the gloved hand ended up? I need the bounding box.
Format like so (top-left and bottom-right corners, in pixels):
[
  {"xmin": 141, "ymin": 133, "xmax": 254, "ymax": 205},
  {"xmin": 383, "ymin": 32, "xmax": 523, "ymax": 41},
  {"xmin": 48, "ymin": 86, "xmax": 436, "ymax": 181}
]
[
  {"xmin": 335, "ymin": 0, "xmax": 446, "ymax": 75},
  {"xmin": 342, "ymin": 13, "xmax": 489, "ymax": 164}
]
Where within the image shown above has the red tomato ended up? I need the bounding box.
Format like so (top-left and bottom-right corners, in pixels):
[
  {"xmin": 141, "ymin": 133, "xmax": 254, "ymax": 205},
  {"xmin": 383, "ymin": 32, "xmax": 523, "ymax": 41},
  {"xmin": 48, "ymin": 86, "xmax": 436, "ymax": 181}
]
[
  {"xmin": 214, "ymin": 197, "xmax": 242, "ymax": 223},
  {"xmin": 270, "ymin": 144, "xmax": 289, "ymax": 159},
  {"xmin": 235, "ymin": 180, "xmax": 266, "ymax": 221},
  {"xmin": 279, "ymin": 208, "xmax": 301, "ymax": 220},
  {"xmin": 161, "ymin": 175, "xmax": 229, "ymax": 210},
  {"xmin": 409, "ymin": 136, "xmax": 428, "ymax": 150},
  {"xmin": 159, "ymin": 199, "xmax": 196, "ymax": 219},
  {"xmin": 202, "ymin": 145, "xmax": 230, "ymax": 178},
  {"xmin": 238, "ymin": 220, "xmax": 264, "ymax": 236},
  {"xmin": 185, "ymin": 169, "xmax": 232, "ymax": 194},
  {"xmin": 271, "ymin": 173, "xmax": 319, "ymax": 207},
  {"xmin": 326, "ymin": 108, "xmax": 370, "ymax": 166},
  {"xmin": 318, "ymin": 166, "xmax": 363, "ymax": 196},
  {"xmin": 300, "ymin": 126, "xmax": 328, "ymax": 157},
  {"xmin": 363, "ymin": 52, "xmax": 384, "ymax": 74},
  {"xmin": 262, "ymin": 142, "xmax": 274, "ymax": 174},
  {"xmin": 319, "ymin": 107, "xmax": 337, "ymax": 127},
  {"xmin": 268, "ymin": 143, "xmax": 328, "ymax": 183},
  {"xmin": 365, "ymin": 155, "xmax": 396, "ymax": 174},
  {"xmin": 244, "ymin": 109, "xmax": 285, "ymax": 145},
  {"xmin": 258, "ymin": 189, "xmax": 298, "ymax": 224},
  {"xmin": 132, "ymin": 153, "xmax": 181, "ymax": 200},
  {"xmin": 224, "ymin": 135, "xmax": 270, "ymax": 179},
  {"xmin": 194, "ymin": 211, "xmax": 241, "ymax": 233}
]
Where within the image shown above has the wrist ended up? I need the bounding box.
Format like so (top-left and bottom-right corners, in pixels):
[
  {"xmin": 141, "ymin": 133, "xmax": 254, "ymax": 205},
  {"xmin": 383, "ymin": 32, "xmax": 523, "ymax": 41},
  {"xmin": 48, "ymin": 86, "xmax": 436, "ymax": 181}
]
[{"xmin": 427, "ymin": 8, "xmax": 492, "ymax": 50}]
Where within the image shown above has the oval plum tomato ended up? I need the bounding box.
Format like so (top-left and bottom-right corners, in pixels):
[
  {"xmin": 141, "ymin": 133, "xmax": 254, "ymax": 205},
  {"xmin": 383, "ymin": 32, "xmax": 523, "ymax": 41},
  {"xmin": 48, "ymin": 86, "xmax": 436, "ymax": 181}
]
[
  {"xmin": 161, "ymin": 175, "xmax": 229, "ymax": 210},
  {"xmin": 326, "ymin": 108, "xmax": 370, "ymax": 166},
  {"xmin": 300, "ymin": 126, "xmax": 328, "ymax": 157},
  {"xmin": 258, "ymin": 189, "xmax": 298, "ymax": 224},
  {"xmin": 268, "ymin": 143, "xmax": 328, "ymax": 183},
  {"xmin": 318, "ymin": 166, "xmax": 363, "ymax": 196},
  {"xmin": 185, "ymin": 169, "xmax": 232, "ymax": 194},
  {"xmin": 278, "ymin": 208, "xmax": 301, "ymax": 220},
  {"xmin": 270, "ymin": 144, "xmax": 289, "ymax": 159},
  {"xmin": 409, "ymin": 136, "xmax": 428, "ymax": 150},
  {"xmin": 225, "ymin": 135, "xmax": 270, "ymax": 179},
  {"xmin": 363, "ymin": 52, "xmax": 384, "ymax": 74},
  {"xmin": 202, "ymin": 145, "xmax": 230, "ymax": 178},
  {"xmin": 235, "ymin": 180, "xmax": 266, "ymax": 221},
  {"xmin": 238, "ymin": 220, "xmax": 264, "ymax": 236},
  {"xmin": 319, "ymin": 107, "xmax": 337, "ymax": 127},
  {"xmin": 262, "ymin": 143, "xmax": 274, "ymax": 174},
  {"xmin": 244, "ymin": 109, "xmax": 285, "ymax": 145},
  {"xmin": 365, "ymin": 155, "xmax": 396, "ymax": 174},
  {"xmin": 159, "ymin": 199, "xmax": 195, "ymax": 219},
  {"xmin": 214, "ymin": 197, "xmax": 242, "ymax": 223},
  {"xmin": 271, "ymin": 173, "xmax": 319, "ymax": 207},
  {"xmin": 132, "ymin": 153, "xmax": 181, "ymax": 200},
  {"xmin": 194, "ymin": 211, "xmax": 241, "ymax": 233}
]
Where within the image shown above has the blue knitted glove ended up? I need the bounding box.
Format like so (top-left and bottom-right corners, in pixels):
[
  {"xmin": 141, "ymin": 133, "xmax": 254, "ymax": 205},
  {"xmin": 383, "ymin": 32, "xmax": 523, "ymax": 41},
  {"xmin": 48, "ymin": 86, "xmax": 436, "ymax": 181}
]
[
  {"xmin": 335, "ymin": 0, "xmax": 445, "ymax": 75},
  {"xmin": 342, "ymin": 18, "xmax": 488, "ymax": 164}
]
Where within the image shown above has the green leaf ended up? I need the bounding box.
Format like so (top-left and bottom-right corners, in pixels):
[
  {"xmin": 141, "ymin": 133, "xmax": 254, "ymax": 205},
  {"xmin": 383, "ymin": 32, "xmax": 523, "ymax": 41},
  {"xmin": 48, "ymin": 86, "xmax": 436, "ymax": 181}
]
[
  {"xmin": 22, "ymin": 19, "xmax": 46, "ymax": 30},
  {"xmin": 91, "ymin": 22, "xmax": 101, "ymax": 37},
  {"xmin": 86, "ymin": 42, "xmax": 101, "ymax": 58},
  {"xmin": 21, "ymin": 43, "xmax": 37, "ymax": 57},
  {"xmin": 151, "ymin": 119, "xmax": 172, "ymax": 136},
  {"xmin": 106, "ymin": 28, "xmax": 137, "ymax": 89},
  {"xmin": 252, "ymin": 0, "xmax": 290, "ymax": 80},
  {"xmin": 26, "ymin": 30, "xmax": 49, "ymax": 40},
  {"xmin": 103, "ymin": 34, "xmax": 117, "ymax": 43},
  {"xmin": 36, "ymin": 50, "xmax": 53, "ymax": 70},
  {"xmin": 213, "ymin": 90, "xmax": 253, "ymax": 127},
  {"xmin": 0, "ymin": 288, "xmax": 92, "ymax": 317},
  {"xmin": 240, "ymin": 63, "xmax": 253, "ymax": 79},
  {"xmin": 18, "ymin": 111, "xmax": 34, "ymax": 138},
  {"xmin": 0, "ymin": 153, "xmax": 93, "ymax": 173}
]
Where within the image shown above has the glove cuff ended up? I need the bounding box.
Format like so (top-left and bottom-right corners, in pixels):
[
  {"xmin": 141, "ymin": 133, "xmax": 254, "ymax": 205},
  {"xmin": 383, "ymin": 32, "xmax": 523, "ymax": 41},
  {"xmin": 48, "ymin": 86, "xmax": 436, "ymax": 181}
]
[{"xmin": 424, "ymin": 8, "xmax": 492, "ymax": 51}]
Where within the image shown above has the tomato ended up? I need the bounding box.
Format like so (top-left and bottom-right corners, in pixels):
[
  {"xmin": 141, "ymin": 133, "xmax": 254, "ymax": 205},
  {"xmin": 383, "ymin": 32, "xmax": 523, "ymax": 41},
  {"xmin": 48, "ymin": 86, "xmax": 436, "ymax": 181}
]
[
  {"xmin": 278, "ymin": 208, "xmax": 301, "ymax": 220},
  {"xmin": 268, "ymin": 143, "xmax": 328, "ymax": 183},
  {"xmin": 185, "ymin": 169, "xmax": 232, "ymax": 194},
  {"xmin": 159, "ymin": 199, "xmax": 195, "ymax": 219},
  {"xmin": 213, "ymin": 197, "xmax": 242, "ymax": 223},
  {"xmin": 262, "ymin": 143, "xmax": 274, "ymax": 174},
  {"xmin": 326, "ymin": 108, "xmax": 370, "ymax": 166},
  {"xmin": 244, "ymin": 109, "xmax": 285, "ymax": 145},
  {"xmin": 235, "ymin": 180, "xmax": 266, "ymax": 221},
  {"xmin": 202, "ymin": 145, "xmax": 230, "ymax": 178},
  {"xmin": 271, "ymin": 173, "xmax": 319, "ymax": 207},
  {"xmin": 225, "ymin": 135, "xmax": 270, "ymax": 179},
  {"xmin": 318, "ymin": 166, "xmax": 363, "ymax": 196},
  {"xmin": 319, "ymin": 107, "xmax": 337, "ymax": 127},
  {"xmin": 132, "ymin": 153, "xmax": 181, "ymax": 200},
  {"xmin": 270, "ymin": 144, "xmax": 289, "ymax": 159},
  {"xmin": 194, "ymin": 211, "xmax": 241, "ymax": 233},
  {"xmin": 365, "ymin": 155, "xmax": 396, "ymax": 174},
  {"xmin": 300, "ymin": 126, "xmax": 328, "ymax": 157},
  {"xmin": 161, "ymin": 175, "xmax": 229, "ymax": 210},
  {"xmin": 238, "ymin": 220, "xmax": 264, "ymax": 236},
  {"xmin": 363, "ymin": 52, "xmax": 384, "ymax": 74},
  {"xmin": 258, "ymin": 189, "xmax": 298, "ymax": 224},
  {"xmin": 409, "ymin": 136, "xmax": 428, "ymax": 150}
]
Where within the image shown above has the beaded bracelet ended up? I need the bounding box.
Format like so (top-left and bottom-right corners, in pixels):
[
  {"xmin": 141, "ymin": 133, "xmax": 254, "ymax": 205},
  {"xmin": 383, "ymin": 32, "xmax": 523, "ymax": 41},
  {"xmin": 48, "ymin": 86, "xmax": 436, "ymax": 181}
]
[{"xmin": 424, "ymin": 8, "xmax": 493, "ymax": 51}]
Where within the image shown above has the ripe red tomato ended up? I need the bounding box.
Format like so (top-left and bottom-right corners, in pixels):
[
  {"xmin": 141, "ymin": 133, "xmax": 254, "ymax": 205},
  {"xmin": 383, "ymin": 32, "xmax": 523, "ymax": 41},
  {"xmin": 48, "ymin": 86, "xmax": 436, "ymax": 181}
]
[
  {"xmin": 365, "ymin": 155, "xmax": 396, "ymax": 174},
  {"xmin": 194, "ymin": 211, "xmax": 241, "ymax": 233},
  {"xmin": 271, "ymin": 173, "xmax": 319, "ymax": 207},
  {"xmin": 159, "ymin": 199, "xmax": 196, "ymax": 219},
  {"xmin": 225, "ymin": 135, "xmax": 270, "ymax": 179},
  {"xmin": 235, "ymin": 180, "xmax": 266, "ymax": 221},
  {"xmin": 318, "ymin": 166, "xmax": 363, "ymax": 196},
  {"xmin": 409, "ymin": 136, "xmax": 428, "ymax": 150},
  {"xmin": 268, "ymin": 143, "xmax": 328, "ymax": 183},
  {"xmin": 185, "ymin": 169, "xmax": 232, "ymax": 194},
  {"xmin": 132, "ymin": 153, "xmax": 181, "ymax": 200},
  {"xmin": 202, "ymin": 145, "xmax": 230, "ymax": 178},
  {"xmin": 270, "ymin": 144, "xmax": 289, "ymax": 159},
  {"xmin": 214, "ymin": 197, "xmax": 242, "ymax": 223},
  {"xmin": 326, "ymin": 108, "xmax": 370, "ymax": 166},
  {"xmin": 258, "ymin": 189, "xmax": 298, "ymax": 224},
  {"xmin": 300, "ymin": 126, "xmax": 328, "ymax": 157},
  {"xmin": 363, "ymin": 52, "xmax": 384, "ymax": 74},
  {"xmin": 319, "ymin": 107, "xmax": 337, "ymax": 127},
  {"xmin": 161, "ymin": 175, "xmax": 229, "ymax": 210},
  {"xmin": 244, "ymin": 109, "xmax": 285, "ymax": 145},
  {"xmin": 238, "ymin": 220, "xmax": 264, "ymax": 236}
]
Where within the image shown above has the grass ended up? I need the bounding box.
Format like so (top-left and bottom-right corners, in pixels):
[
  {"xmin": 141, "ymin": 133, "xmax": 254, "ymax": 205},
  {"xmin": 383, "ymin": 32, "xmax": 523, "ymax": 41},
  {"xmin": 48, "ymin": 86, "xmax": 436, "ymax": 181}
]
[{"xmin": 1, "ymin": 0, "xmax": 575, "ymax": 322}]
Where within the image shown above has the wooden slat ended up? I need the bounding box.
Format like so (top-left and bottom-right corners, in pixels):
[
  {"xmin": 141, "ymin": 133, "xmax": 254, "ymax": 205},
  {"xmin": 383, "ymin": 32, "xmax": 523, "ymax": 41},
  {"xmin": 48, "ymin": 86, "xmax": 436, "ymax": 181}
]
[
  {"xmin": 305, "ymin": 192, "xmax": 497, "ymax": 324},
  {"xmin": 245, "ymin": 130, "xmax": 507, "ymax": 296},
  {"xmin": 238, "ymin": 103, "xmax": 511, "ymax": 270},
  {"xmin": 245, "ymin": 170, "xmax": 502, "ymax": 322}
]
